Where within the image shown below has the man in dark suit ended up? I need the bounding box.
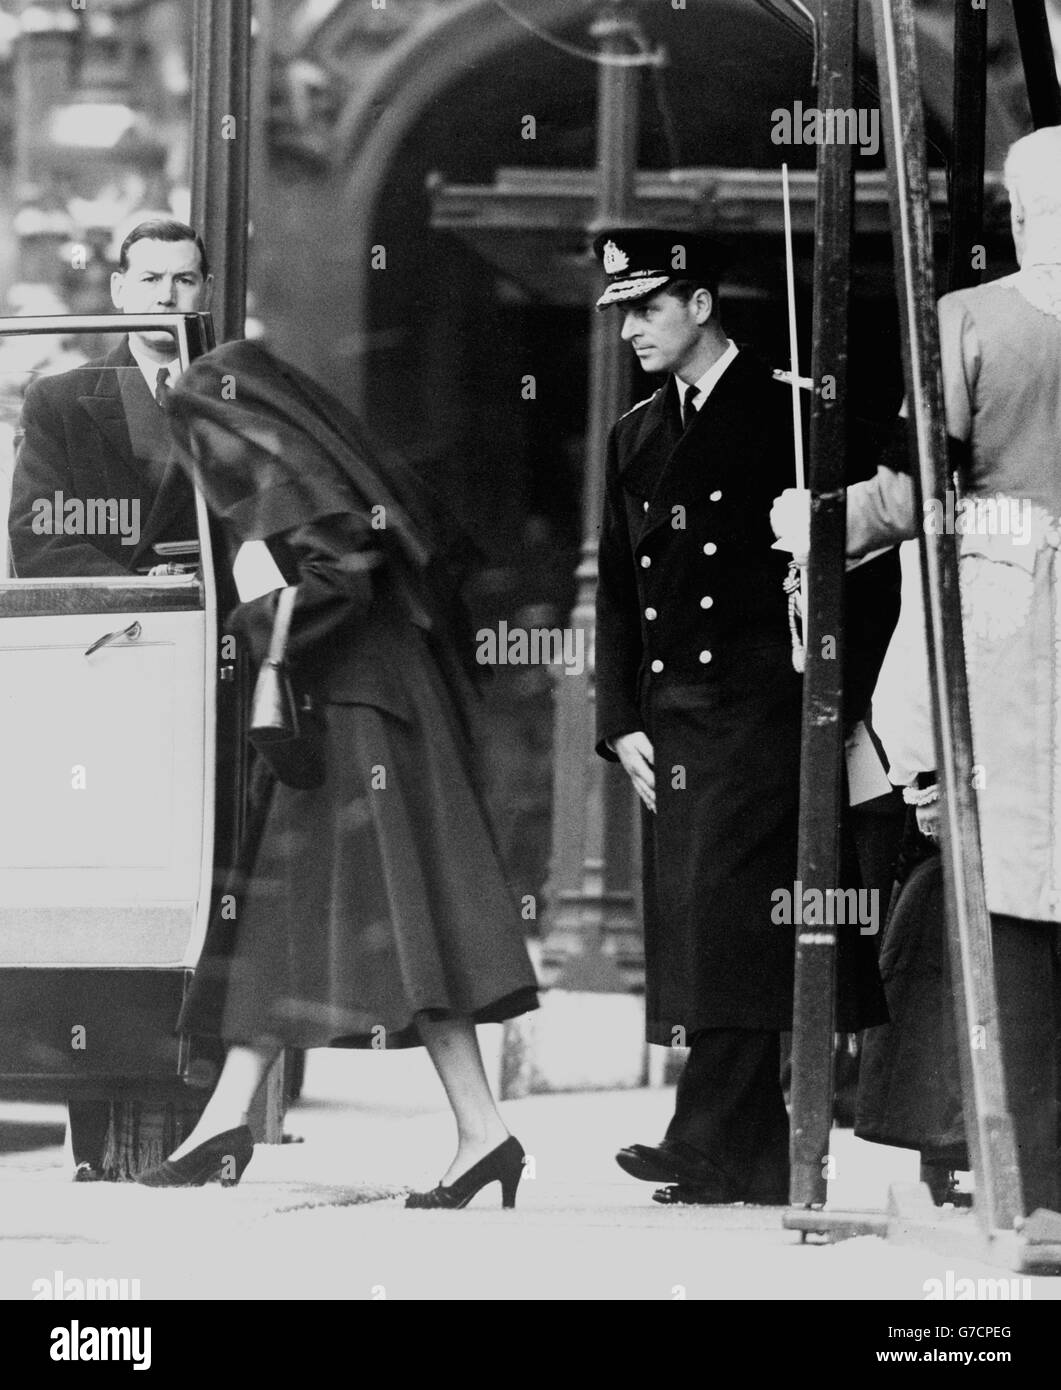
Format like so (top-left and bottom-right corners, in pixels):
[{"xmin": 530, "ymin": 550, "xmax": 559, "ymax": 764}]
[
  {"xmin": 593, "ymin": 229, "xmax": 897, "ymax": 1204},
  {"xmin": 8, "ymin": 218, "xmax": 212, "ymax": 578},
  {"xmin": 6, "ymin": 219, "xmax": 212, "ymax": 1180}
]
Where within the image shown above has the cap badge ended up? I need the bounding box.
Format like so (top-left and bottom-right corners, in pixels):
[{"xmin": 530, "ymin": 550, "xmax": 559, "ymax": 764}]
[{"xmin": 602, "ymin": 240, "xmax": 629, "ymax": 274}]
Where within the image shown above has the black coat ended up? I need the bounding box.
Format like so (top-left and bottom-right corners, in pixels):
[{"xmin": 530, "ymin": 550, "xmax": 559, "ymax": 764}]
[
  {"xmin": 855, "ymin": 852, "xmax": 967, "ymax": 1165},
  {"xmin": 166, "ymin": 343, "xmax": 538, "ymax": 1047},
  {"xmin": 8, "ymin": 340, "xmax": 198, "ymax": 577},
  {"xmin": 595, "ymin": 351, "xmax": 898, "ymax": 1036}
]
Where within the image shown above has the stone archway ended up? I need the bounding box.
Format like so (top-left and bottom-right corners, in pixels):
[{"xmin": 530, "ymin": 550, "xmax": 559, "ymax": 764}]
[
  {"xmin": 307, "ymin": 0, "xmax": 602, "ymax": 408},
  {"xmin": 296, "ymin": 0, "xmax": 1031, "ymax": 410}
]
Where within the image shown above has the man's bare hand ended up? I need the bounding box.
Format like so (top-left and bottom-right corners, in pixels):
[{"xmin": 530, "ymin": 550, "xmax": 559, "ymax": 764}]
[
  {"xmin": 916, "ymin": 800, "xmax": 941, "ymax": 841},
  {"xmin": 612, "ymin": 731, "xmax": 656, "ymax": 813}
]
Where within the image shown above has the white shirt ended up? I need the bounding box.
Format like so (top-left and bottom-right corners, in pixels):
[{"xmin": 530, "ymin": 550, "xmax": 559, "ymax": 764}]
[
  {"xmin": 127, "ymin": 338, "xmax": 181, "ymax": 398},
  {"xmin": 677, "ymin": 338, "xmax": 739, "ymax": 415}
]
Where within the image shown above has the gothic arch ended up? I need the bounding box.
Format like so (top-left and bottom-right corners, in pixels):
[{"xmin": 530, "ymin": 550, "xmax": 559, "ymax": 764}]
[
  {"xmin": 299, "ymin": 0, "xmax": 1028, "ymax": 407},
  {"xmin": 311, "ymin": 0, "xmax": 602, "ymax": 405}
]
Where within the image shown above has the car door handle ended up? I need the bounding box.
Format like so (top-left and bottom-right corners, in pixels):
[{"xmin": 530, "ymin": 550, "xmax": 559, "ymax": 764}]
[{"xmin": 84, "ymin": 620, "xmax": 142, "ymax": 657}]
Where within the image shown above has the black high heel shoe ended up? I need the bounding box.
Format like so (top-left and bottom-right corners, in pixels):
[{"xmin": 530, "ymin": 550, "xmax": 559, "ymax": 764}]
[
  {"xmin": 135, "ymin": 1125, "xmax": 254, "ymax": 1189},
  {"xmin": 405, "ymin": 1135, "xmax": 525, "ymax": 1210}
]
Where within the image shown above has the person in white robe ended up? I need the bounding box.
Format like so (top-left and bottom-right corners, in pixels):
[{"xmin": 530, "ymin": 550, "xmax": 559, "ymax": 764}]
[{"xmin": 771, "ymin": 125, "xmax": 1061, "ymax": 1215}]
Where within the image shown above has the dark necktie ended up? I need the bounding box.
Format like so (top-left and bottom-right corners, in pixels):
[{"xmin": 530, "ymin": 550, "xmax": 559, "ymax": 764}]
[
  {"xmin": 154, "ymin": 366, "xmax": 170, "ymax": 409},
  {"xmin": 682, "ymin": 387, "xmax": 701, "ymax": 431}
]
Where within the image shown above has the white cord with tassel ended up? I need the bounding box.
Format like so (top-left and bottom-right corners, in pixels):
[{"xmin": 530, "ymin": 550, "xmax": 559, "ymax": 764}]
[{"xmin": 781, "ymin": 162, "xmax": 808, "ymax": 675}]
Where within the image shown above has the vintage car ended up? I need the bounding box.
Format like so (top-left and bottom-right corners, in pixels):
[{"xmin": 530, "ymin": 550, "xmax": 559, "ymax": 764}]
[{"xmin": 0, "ymin": 311, "xmax": 248, "ymax": 1130}]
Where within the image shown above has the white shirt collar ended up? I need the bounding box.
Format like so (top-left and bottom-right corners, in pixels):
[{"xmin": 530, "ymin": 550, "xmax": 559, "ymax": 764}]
[
  {"xmin": 677, "ymin": 339, "xmax": 739, "ymax": 410},
  {"xmin": 127, "ymin": 337, "xmax": 181, "ymax": 397}
]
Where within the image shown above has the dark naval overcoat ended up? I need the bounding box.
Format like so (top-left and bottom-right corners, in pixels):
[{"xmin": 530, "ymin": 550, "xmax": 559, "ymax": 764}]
[{"xmin": 595, "ymin": 350, "xmax": 897, "ymax": 1042}]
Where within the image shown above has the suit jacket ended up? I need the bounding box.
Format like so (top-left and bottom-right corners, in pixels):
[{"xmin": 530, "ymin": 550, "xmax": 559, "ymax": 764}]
[
  {"xmin": 8, "ymin": 339, "xmax": 198, "ymax": 577},
  {"xmin": 594, "ymin": 350, "xmax": 899, "ymax": 757}
]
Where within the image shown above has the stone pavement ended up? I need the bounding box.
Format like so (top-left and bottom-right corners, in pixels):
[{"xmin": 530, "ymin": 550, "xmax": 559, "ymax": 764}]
[{"xmin": 2, "ymin": 1045, "xmax": 1060, "ymax": 1302}]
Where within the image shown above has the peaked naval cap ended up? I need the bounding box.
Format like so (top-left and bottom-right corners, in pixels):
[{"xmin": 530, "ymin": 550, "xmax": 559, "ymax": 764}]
[{"xmin": 591, "ymin": 228, "xmax": 730, "ymax": 308}]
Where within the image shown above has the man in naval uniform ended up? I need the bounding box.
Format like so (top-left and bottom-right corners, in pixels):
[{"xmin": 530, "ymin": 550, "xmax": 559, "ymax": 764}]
[{"xmin": 593, "ymin": 229, "xmax": 897, "ymax": 1204}]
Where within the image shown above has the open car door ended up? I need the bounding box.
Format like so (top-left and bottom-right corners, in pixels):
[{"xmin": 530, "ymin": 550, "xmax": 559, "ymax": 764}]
[{"xmin": 0, "ymin": 312, "xmax": 240, "ymax": 1104}]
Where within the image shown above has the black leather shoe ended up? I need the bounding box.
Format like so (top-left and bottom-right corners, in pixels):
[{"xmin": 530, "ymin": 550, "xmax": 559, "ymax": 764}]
[
  {"xmin": 652, "ymin": 1182, "xmax": 789, "ymax": 1206},
  {"xmin": 136, "ymin": 1125, "xmax": 254, "ymax": 1188},
  {"xmin": 405, "ymin": 1136, "xmax": 524, "ymax": 1210},
  {"xmin": 652, "ymin": 1183, "xmax": 733, "ymax": 1205},
  {"xmin": 72, "ymin": 1161, "xmax": 104, "ymax": 1183},
  {"xmin": 616, "ymin": 1139, "xmax": 730, "ymax": 1187}
]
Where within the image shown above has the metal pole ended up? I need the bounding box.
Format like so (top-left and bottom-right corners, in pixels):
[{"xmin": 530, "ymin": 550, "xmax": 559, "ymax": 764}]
[
  {"xmin": 870, "ymin": 0, "xmax": 1023, "ymax": 1236},
  {"xmin": 189, "ymin": 0, "xmax": 252, "ymax": 343},
  {"xmin": 912, "ymin": 0, "xmax": 987, "ymax": 1204},
  {"xmin": 1010, "ymin": 0, "xmax": 1061, "ymax": 129},
  {"xmin": 788, "ymin": 0, "xmax": 857, "ymax": 1209},
  {"xmin": 188, "ymin": 0, "xmax": 277, "ymax": 1136},
  {"xmin": 540, "ymin": 0, "xmax": 644, "ymax": 990},
  {"xmin": 947, "ymin": 0, "xmax": 987, "ymax": 293},
  {"xmin": 583, "ymin": 1, "xmax": 640, "ymax": 532}
]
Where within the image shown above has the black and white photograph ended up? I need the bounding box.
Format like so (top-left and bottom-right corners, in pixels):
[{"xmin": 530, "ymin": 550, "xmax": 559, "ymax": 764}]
[{"xmin": 0, "ymin": 0, "xmax": 1059, "ymax": 1344}]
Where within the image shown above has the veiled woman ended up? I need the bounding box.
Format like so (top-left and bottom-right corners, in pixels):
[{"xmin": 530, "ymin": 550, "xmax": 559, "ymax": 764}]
[{"xmin": 135, "ymin": 340, "xmax": 539, "ymax": 1208}]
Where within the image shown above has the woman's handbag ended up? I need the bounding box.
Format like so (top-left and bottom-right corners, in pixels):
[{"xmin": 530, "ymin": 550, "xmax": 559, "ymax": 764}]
[{"xmin": 247, "ymin": 585, "xmax": 326, "ymax": 789}]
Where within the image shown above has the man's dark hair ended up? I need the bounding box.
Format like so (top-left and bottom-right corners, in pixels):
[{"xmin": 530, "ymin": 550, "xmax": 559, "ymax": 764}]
[
  {"xmin": 118, "ymin": 219, "xmax": 210, "ymax": 281},
  {"xmin": 663, "ymin": 277, "xmax": 720, "ymax": 309}
]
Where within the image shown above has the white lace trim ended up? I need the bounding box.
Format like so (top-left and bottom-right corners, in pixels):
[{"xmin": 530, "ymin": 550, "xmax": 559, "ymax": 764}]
[
  {"xmin": 961, "ymin": 555, "xmax": 1033, "ymax": 640},
  {"xmin": 959, "ymin": 498, "xmax": 1061, "ymax": 640}
]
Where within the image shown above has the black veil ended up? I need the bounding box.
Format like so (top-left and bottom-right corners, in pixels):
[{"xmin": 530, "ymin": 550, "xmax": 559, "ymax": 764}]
[{"xmin": 164, "ymin": 338, "xmax": 477, "ymax": 595}]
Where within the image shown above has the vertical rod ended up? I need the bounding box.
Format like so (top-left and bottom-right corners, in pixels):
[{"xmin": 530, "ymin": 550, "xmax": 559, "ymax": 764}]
[
  {"xmin": 189, "ymin": 0, "xmax": 252, "ymax": 343},
  {"xmin": 541, "ymin": 0, "xmax": 642, "ymax": 990},
  {"xmin": 1010, "ymin": 0, "xmax": 1061, "ymax": 129},
  {"xmin": 581, "ymin": 3, "xmax": 639, "ymax": 533},
  {"xmin": 788, "ymin": 0, "xmax": 856, "ymax": 1210},
  {"xmin": 947, "ymin": 0, "xmax": 987, "ymax": 293},
  {"xmin": 870, "ymin": 0, "xmax": 1023, "ymax": 1236}
]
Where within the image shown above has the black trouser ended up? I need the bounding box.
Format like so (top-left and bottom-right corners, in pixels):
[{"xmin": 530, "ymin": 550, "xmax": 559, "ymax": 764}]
[
  {"xmin": 849, "ymin": 788, "xmax": 907, "ymax": 928},
  {"xmin": 991, "ymin": 914, "xmax": 1061, "ymax": 1215},
  {"xmin": 67, "ymin": 1101, "xmax": 109, "ymax": 1170},
  {"xmin": 664, "ymin": 1029, "xmax": 790, "ymax": 1196}
]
